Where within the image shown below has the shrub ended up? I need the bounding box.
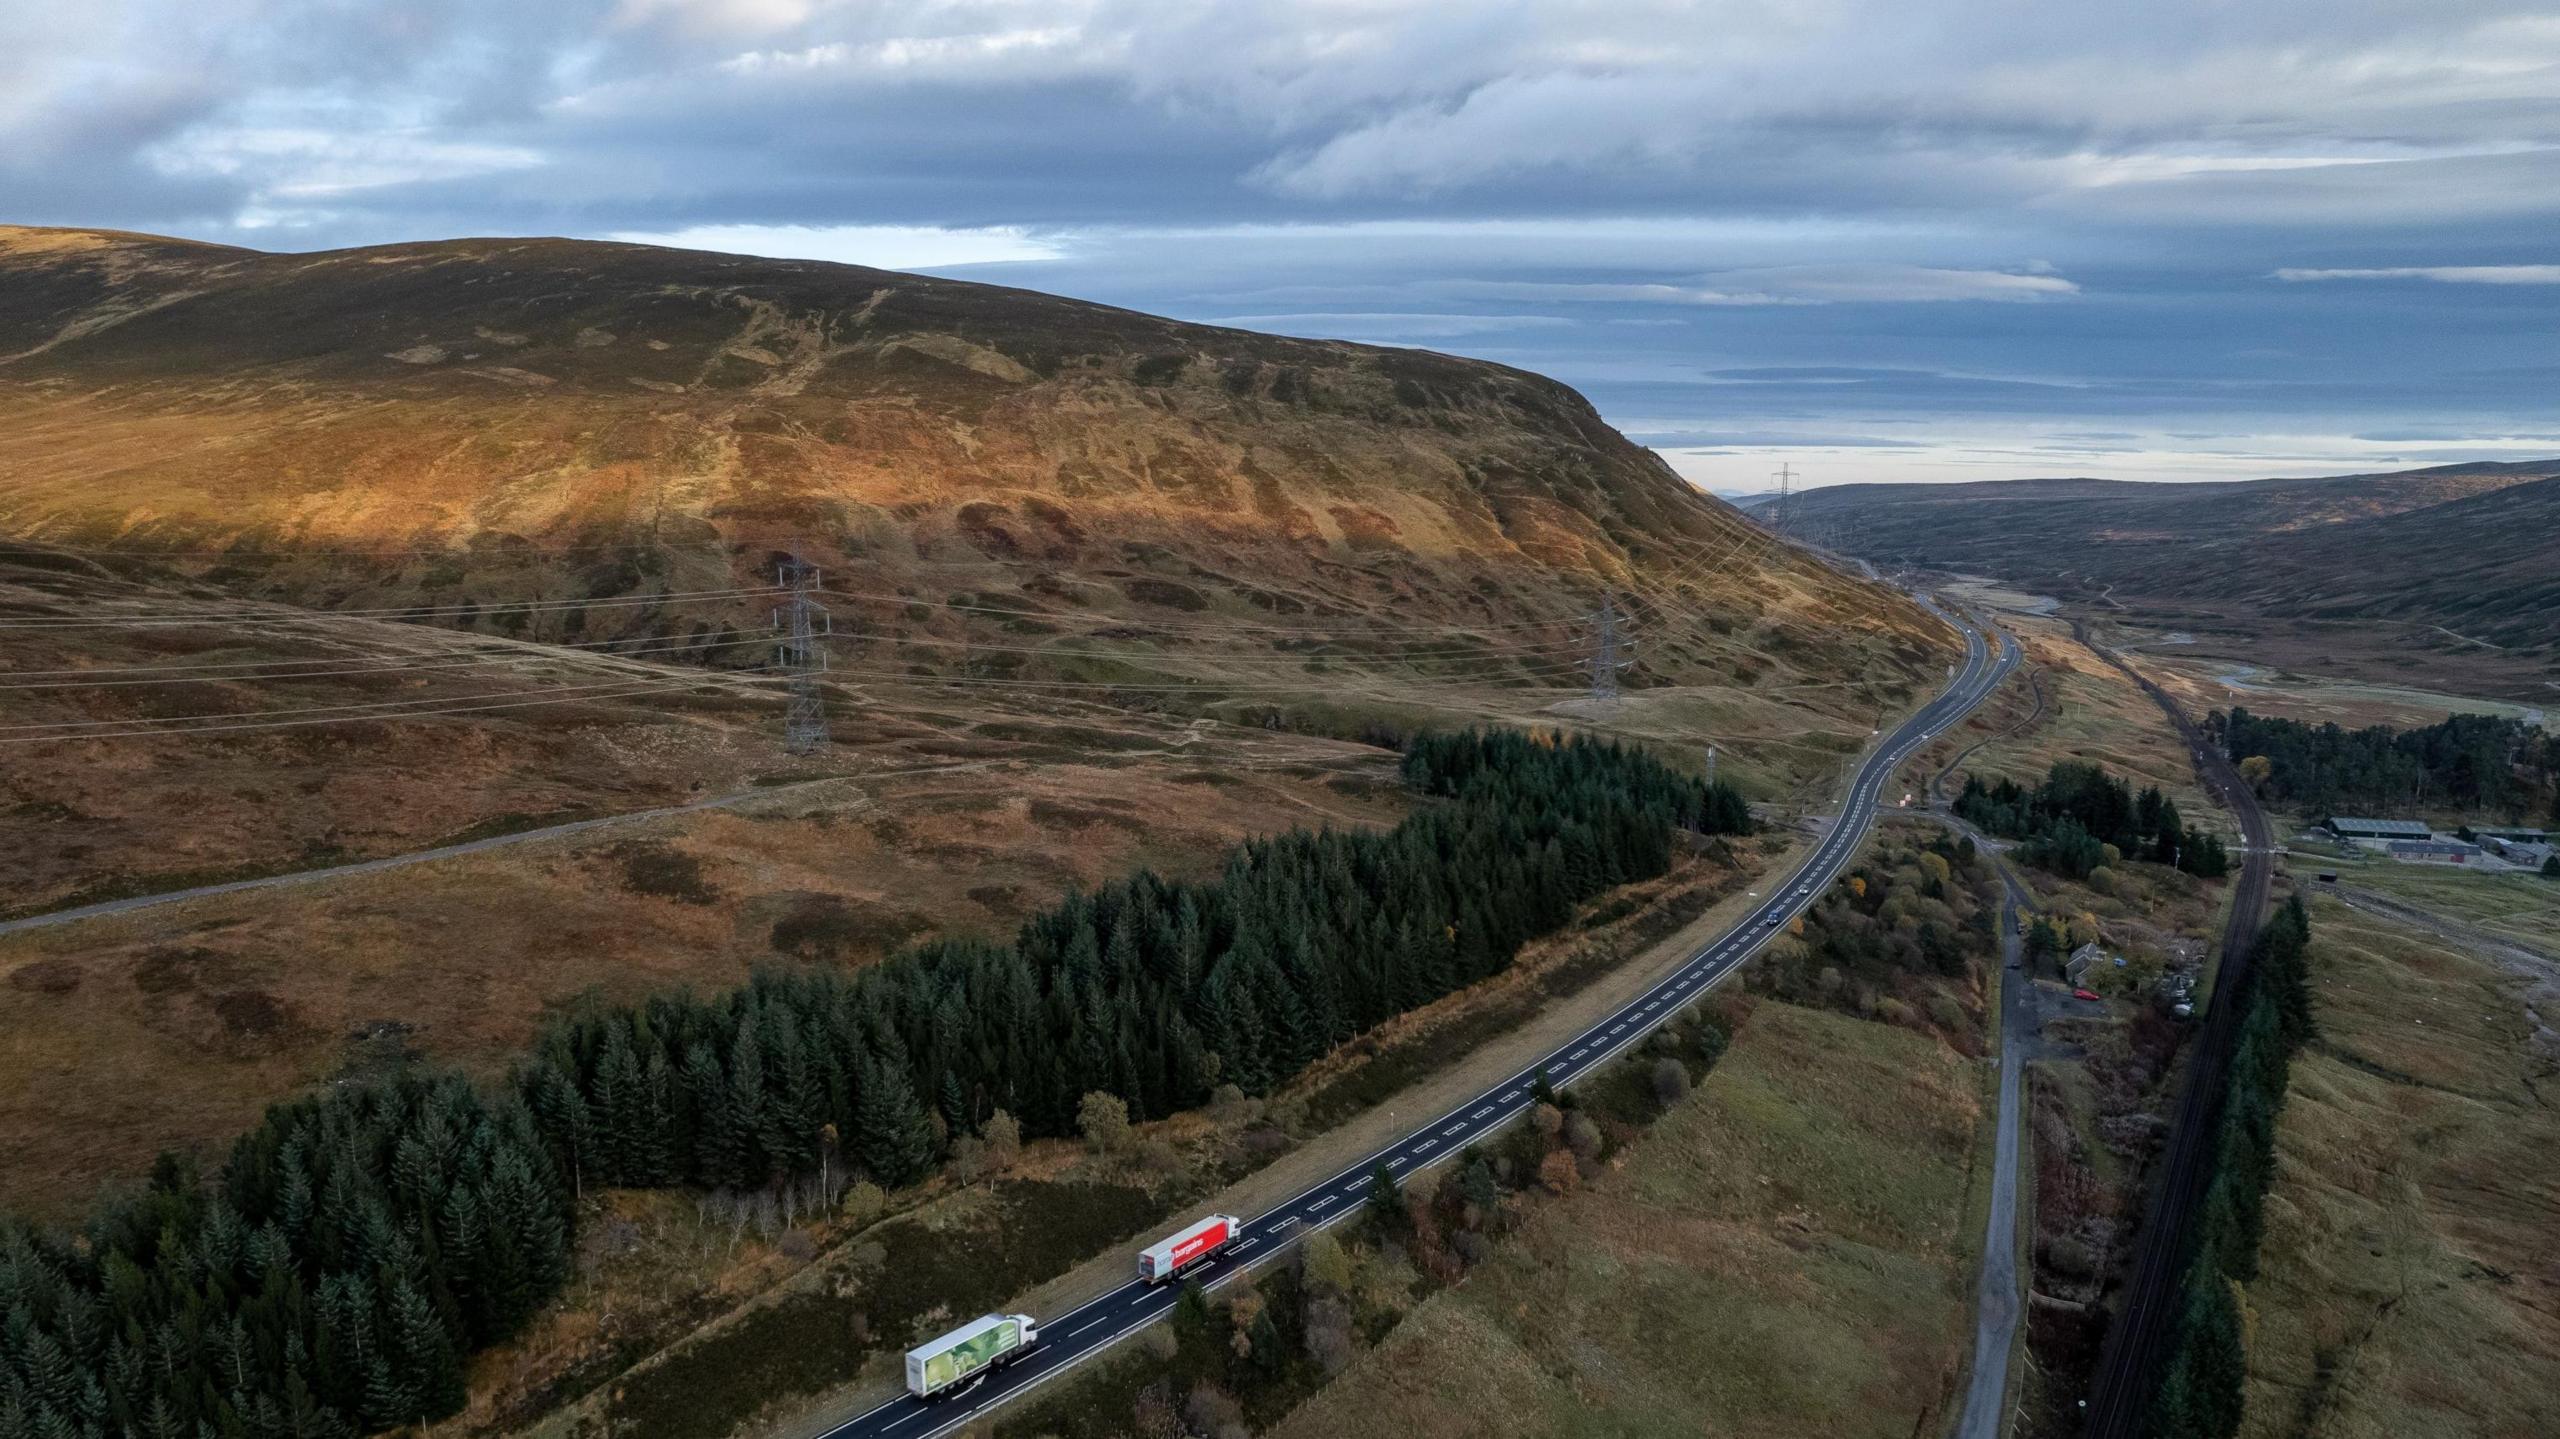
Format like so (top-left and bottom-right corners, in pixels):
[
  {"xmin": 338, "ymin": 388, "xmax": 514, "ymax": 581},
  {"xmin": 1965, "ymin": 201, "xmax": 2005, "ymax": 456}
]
[
  {"xmin": 1079, "ymin": 1091, "xmax": 1132, "ymax": 1155},
  {"xmin": 1927, "ymin": 994, "xmax": 1968, "ymax": 1033},
  {"xmin": 1299, "ymin": 1230, "xmax": 1352, "ymax": 1294},
  {"xmin": 984, "ymin": 1108, "xmax": 1022, "ymax": 1167},
  {"xmin": 1537, "ymin": 1148, "xmax": 1582, "ymax": 1195},
  {"xmin": 1185, "ymin": 1382, "xmax": 1249, "ymax": 1439},
  {"xmin": 1304, "ymin": 1294, "xmax": 1357, "ymax": 1374},
  {"xmin": 1651, "ymin": 1057, "xmax": 1692, "ymax": 1107},
  {"xmin": 1694, "ymin": 1018, "xmax": 1731, "ymax": 1067},
  {"xmin": 1561, "ymin": 1112, "xmax": 1602, "ymax": 1163},
  {"xmin": 618, "ymin": 842, "xmax": 719, "ymax": 904}
]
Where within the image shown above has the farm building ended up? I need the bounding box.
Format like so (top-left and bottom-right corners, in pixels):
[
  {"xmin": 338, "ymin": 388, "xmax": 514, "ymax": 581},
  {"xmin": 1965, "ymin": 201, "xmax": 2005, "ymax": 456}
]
[
  {"xmin": 2326, "ymin": 816, "xmax": 2432, "ymax": 847},
  {"xmin": 2385, "ymin": 839, "xmax": 2478, "ymax": 866},
  {"xmin": 2478, "ymin": 834, "xmax": 2554, "ymax": 867}
]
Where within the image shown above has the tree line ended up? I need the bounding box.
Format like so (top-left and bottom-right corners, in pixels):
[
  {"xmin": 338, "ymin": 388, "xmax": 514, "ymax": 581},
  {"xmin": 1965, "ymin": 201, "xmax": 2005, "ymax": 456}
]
[
  {"xmin": 517, "ymin": 729, "xmax": 1749, "ymax": 1195},
  {"xmin": 0, "ymin": 1075, "xmax": 570, "ymax": 1439},
  {"xmin": 0, "ymin": 729, "xmax": 1739, "ymax": 1438},
  {"xmin": 2215, "ymin": 706, "xmax": 2559, "ymax": 822},
  {"xmin": 2144, "ymin": 895, "xmax": 2316, "ymax": 1439},
  {"xmin": 1954, "ymin": 762, "xmax": 2230, "ymax": 880}
]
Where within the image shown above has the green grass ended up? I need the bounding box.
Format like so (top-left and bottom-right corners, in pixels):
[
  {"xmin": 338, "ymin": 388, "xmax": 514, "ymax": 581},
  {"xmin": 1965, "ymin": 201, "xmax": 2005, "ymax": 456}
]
[
  {"xmin": 2237, "ymin": 898, "xmax": 2560, "ymax": 1438},
  {"xmin": 1268, "ymin": 1001, "xmax": 1985, "ymax": 1439},
  {"xmin": 2320, "ymin": 858, "xmax": 2560, "ymax": 954}
]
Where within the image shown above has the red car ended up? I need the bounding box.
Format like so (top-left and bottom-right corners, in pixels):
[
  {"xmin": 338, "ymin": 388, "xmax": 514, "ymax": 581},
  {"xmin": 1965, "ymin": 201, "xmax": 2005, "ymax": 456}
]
[{"xmin": 2072, "ymin": 988, "xmax": 2102, "ymax": 1002}]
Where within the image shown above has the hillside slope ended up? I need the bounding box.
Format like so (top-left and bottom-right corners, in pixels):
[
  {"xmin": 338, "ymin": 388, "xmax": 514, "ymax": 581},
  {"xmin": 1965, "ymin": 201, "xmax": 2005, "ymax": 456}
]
[
  {"xmin": 1780, "ymin": 464, "xmax": 2560, "ymax": 684},
  {"xmin": 0, "ymin": 225, "xmax": 1942, "ymax": 676}
]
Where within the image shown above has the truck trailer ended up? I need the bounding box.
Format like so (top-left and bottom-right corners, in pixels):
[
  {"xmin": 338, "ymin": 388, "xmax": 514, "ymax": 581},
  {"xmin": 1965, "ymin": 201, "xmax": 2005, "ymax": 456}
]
[
  {"xmin": 1137, "ymin": 1214, "xmax": 1241, "ymax": 1284},
  {"xmin": 904, "ymin": 1313, "xmax": 1038, "ymax": 1401}
]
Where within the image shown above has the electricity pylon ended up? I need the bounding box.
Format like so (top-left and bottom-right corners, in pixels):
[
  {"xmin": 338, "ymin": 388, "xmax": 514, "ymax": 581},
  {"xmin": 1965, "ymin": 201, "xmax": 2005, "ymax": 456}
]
[{"xmin": 774, "ymin": 555, "xmax": 831, "ymax": 754}]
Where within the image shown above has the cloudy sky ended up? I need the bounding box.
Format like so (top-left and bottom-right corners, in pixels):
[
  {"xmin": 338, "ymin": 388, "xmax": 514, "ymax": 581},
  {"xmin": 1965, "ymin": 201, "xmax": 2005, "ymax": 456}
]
[{"xmin": 10, "ymin": 1, "xmax": 2560, "ymax": 489}]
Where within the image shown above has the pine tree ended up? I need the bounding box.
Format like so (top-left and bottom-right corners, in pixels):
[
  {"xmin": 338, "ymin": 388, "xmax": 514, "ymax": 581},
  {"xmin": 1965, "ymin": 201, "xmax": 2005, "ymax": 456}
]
[
  {"xmin": 853, "ymin": 1060, "xmax": 937, "ymax": 1189},
  {"xmin": 723, "ymin": 1009, "xmax": 770, "ymax": 1188},
  {"xmin": 592, "ymin": 1022, "xmax": 644, "ymax": 1185},
  {"xmin": 1364, "ymin": 1160, "xmax": 1402, "ymax": 1230}
]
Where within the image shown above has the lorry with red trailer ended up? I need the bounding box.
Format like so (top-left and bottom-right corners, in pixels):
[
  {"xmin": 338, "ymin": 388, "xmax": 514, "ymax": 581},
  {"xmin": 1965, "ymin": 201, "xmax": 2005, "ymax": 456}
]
[{"xmin": 1137, "ymin": 1214, "xmax": 1241, "ymax": 1284}]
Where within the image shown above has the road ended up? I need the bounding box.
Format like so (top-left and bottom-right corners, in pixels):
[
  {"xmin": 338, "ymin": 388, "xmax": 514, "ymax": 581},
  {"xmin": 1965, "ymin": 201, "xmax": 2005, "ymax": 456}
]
[
  {"xmin": 818, "ymin": 611, "xmax": 2022, "ymax": 1439},
  {"xmin": 0, "ymin": 770, "xmax": 964, "ymax": 938},
  {"xmin": 1951, "ymin": 840, "xmax": 2039, "ymax": 1439},
  {"xmin": 2075, "ymin": 621, "xmax": 2276, "ymax": 1439}
]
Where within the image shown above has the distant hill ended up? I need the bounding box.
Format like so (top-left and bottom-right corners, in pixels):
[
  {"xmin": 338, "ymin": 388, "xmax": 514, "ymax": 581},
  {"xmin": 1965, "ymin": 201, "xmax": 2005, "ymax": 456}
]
[
  {"xmin": 0, "ymin": 224, "xmax": 1945, "ymax": 688},
  {"xmin": 1784, "ymin": 464, "xmax": 2560, "ymax": 667}
]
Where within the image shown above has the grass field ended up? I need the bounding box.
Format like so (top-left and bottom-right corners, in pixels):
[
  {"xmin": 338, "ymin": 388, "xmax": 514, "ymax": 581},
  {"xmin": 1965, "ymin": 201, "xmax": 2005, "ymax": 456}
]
[
  {"xmin": 2237, "ymin": 898, "xmax": 2560, "ymax": 1438},
  {"xmin": 0, "ymin": 741, "xmax": 1406, "ymax": 1220},
  {"xmin": 1267, "ymin": 999, "xmax": 1986, "ymax": 1439},
  {"xmin": 1927, "ymin": 612, "xmax": 2221, "ymax": 831},
  {"xmin": 2312, "ymin": 860, "xmax": 2560, "ymax": 957},
  {"xmin": 2136, "ymin": 650, "xmax": 2543, "ymax": 732}
]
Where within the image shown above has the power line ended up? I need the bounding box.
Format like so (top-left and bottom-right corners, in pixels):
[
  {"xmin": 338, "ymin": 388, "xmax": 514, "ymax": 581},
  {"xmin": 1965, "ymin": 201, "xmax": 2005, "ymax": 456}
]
[
  {"xmin": 813, "ymin": 586, "xmax": 1582, "ymax": 640},
  {"xmin": 0, "ymin": 631, "xmax": 778, "ymax": 690},
  {"xmin": 0, "ymin": 628, "xmax": 1583, "ymax": 692},
  {"xmin": 0, "ymin": 585, "xmax": 788, "ymax": 630},
  {"xmin": 0, "ymin": 653, "xmax": 1606, "ymax": 746},
  {"xmin": 0, "ymin": 674, "xmax": 788, "ymax": 745},
  {"xmin": 0, "ymin": 669, "xmax": 777, "ymax": 734}
]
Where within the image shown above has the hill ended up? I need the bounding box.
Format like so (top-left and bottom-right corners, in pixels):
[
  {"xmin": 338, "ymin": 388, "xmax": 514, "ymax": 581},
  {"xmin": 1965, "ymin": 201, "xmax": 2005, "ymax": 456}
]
[
  {"xmin": 0, "ymin": 225, "xmax": 1958, "ymax": 1220},
  {"xmin": 1781, "ymin": 463, "xmax": 2560, "ymax": 695},
  {"xmin": 0, "ymin": 224, "xmax": 1935, "ymax": 658}
]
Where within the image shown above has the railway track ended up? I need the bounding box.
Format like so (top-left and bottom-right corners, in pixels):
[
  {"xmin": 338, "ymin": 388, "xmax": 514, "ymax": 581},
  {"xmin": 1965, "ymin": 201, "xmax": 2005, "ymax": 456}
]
[{"xmin": 2073, "ymin": 618, "xmax": 2277, "ymax": 1439}]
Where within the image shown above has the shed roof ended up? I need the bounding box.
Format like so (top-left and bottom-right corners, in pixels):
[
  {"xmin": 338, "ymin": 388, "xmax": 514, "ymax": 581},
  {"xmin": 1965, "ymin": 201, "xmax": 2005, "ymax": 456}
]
[
  {"xmin": 2330, "ymin": 816, "xmax": 2431, "ymax": 837},
  {"xmin": 2386, "ymin": 840, "xmax": 2474, "ymax": 856}
]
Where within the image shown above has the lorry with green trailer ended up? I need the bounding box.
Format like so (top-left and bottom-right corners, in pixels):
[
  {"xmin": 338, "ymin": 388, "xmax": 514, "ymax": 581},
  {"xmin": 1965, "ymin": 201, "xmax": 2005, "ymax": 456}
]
[{"xmin": 904, "ymin": 1313, "xmax": 1039, "ymax": 1401}]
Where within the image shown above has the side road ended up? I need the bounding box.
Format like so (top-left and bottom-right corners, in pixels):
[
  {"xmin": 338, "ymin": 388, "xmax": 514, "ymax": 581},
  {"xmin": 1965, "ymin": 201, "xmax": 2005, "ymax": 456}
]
[
  {"xmin": 1949, "ymin": 825, "xmax": 2042, "ymax": 1439},
  {"xmin": 0, "ymin": 780, "xmax": 856, "ymax": 936}
]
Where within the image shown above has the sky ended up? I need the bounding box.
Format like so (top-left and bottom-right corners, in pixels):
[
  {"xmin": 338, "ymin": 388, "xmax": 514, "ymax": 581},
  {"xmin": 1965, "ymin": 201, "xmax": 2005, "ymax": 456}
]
[{"xmin": 9, "ymin": 1, "xmax": 2560, "ymax": 491}]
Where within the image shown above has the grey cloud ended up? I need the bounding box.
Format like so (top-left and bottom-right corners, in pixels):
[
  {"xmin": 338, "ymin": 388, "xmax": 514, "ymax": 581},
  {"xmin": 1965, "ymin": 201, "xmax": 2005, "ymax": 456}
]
[{"xmin": 8, "ymin": 1, "xmax": 2560, "ymax": 484}]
